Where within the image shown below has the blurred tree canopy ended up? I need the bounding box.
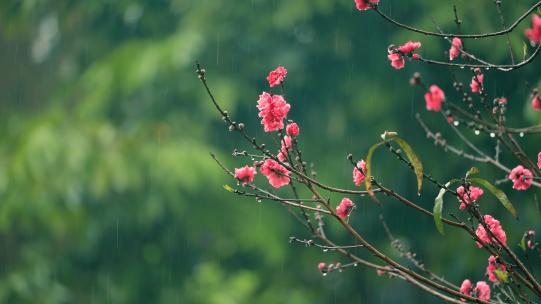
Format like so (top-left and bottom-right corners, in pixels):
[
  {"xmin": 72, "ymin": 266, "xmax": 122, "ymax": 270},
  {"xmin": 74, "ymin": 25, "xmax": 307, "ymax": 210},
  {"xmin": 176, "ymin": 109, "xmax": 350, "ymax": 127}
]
[{"xmin": 0, "ymin": 0, "xmax": 539, "ymax": 303}]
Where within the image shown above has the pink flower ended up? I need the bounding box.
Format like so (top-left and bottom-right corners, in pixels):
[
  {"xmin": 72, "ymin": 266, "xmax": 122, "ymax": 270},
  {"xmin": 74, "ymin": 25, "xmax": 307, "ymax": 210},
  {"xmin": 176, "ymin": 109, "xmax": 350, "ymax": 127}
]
[
  {"xmin": 460, "ymin": 279, "xmax": 472, "ymax": 297},
  {"xmin": 336, "ymin": 198, "xmax": 355, "ymax": 220},
  {"xmin": 286, "ymin": 123, "xmax": 300, "ymax": 137},
  {"xmin": 476, "ymin": 215, "xmax": 507, "ymax": 248},
  {"xmin": 318, "ymin": 262, "xmax": 326, "ymax": 272},
  {"xmin": 387, "ymin": 52, "xmax": 405, "ymax": 69},
  {"xmin": 277, "ymin": 135, "xmax": 292, "ymax": 161},
  {"xmin": 267, "ymin": 66, "xmax": 287, "ymax": 88},
  {"xmin": 260, "ymin": 159, "xmax": 290, "ymax": 188},
  {"xmin": 538, "ymin": 152, "xmax": 541, "ymax": 169},
  {"xmin": 527, "ymin": 230, "xmax": 536, "ymax": 249},
  {"xmin": 398, "ymin": 41, "xmax": 422, "ymax": 54},
  {"xmin": 234, "ymin": 165, "xmax": 257, "ymax": 186},
  {"xmin": 354, "ymin": 0, "xmax": 379, "ymax": 11},
  {"xmin": 376, "ymin": 269, "xmax": 386, "ymax": 276},
  {"xmin": 486, "ymin": 255, "xmax": 506, "ymax": 283},
  {"xmin": 257, "ymin": 92, "xmax": 291, "ymax": 132},
  {"xmin": 532, "ymin": 95, "xmax": 541, "ymax": 111},
  {"xmin": 474, "ymin": 281, "xmax": 491, "ymax": 301},
  {"xmin": 498, "ymin": 97, "xmax": 508, "ymax": 105},
  {"xmin": 456, "ymin": 185, "xmax": 484, "ymax": 210},
  {"xmin": 525, "ymin": 14, "xmax": 541, "ymax": 45},
  {"xmin": 424, "ymin": 85, "xmax": 445, "ymax": 112},
  {"xmin": 508, "ymin": 165, "xmax": 533, "ymax": 190},
  {"xmin": 470, "ymin": 74, "xmax": 484, "ymax": 93},
  {"xmin": 387, "ymin": 41, "xmax": 421, "ymax": 70},
  {"xmin": 449, "ymin": 37, "xmax": 463, "ymax": 60},
  {"xmin": 353, "ymin": 160, "xmax": 367, "ymax": 186}
]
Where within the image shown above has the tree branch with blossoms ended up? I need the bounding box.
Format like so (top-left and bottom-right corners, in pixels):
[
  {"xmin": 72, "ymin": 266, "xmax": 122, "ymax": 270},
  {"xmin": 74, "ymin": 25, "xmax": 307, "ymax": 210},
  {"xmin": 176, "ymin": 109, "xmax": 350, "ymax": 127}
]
[{"xmin": 197, "ymin": 1, "xmax": 541, "ymax": 302}]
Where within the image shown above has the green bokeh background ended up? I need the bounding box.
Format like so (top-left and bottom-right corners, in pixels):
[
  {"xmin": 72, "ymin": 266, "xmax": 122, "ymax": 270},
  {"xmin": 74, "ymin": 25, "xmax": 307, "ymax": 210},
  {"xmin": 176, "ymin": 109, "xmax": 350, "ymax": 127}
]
[{"xmin": 0, "ymin": 0, "xmax": 540, "ymax": 303}]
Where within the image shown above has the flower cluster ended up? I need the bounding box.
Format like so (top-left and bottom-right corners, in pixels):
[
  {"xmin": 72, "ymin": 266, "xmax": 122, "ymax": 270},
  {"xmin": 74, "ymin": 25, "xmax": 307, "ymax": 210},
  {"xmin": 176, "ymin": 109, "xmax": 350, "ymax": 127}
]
[
  {"xmin": 525, "ymin": 14, "xmax": 541, "ymax": 45},
  {"xmin": 277, "ymin": 135, "xmax": 292, "ymax": 161},
  {"xmin": 424, "ymin": 85, "xmax": 445, "ymax": 112},
  {"xmin": 318, "ymin": 262, "xmax": 342, "ymax": 274},
  {"xmin": 486, "ymin": 255, "xmax": 507, "ymax": 283},
  {"xmin": 352, "ymin": 160, "xmax": 367, "ymax": 186},
  {"xmin": 449, "ymin": 37, "xmax": 462, "ymax": 60},
  {"xmin": 267, "ymin": 66, "xmax": 288, "ymax": 88},
  {"xmin": 260, "ymin": 159, "xmax": 290, "ymax": 188},
  {"xmin": 470, "ymin": 69, "xmax": 484, "ymax": 94},
  {"xmin": 388, "ymin": 41, "xmax": 421, "ymax": 69},
  {"xmin": 508, "ymin": 165, "xmax": 533, "ymax": 190},
  {"xmin": 354, "ymin": 0, "xmax": 379, "ymax": 11},
  {"xmin": 234, "ymin": 165, "xmax": 257, "ymax": 186},
  {"xmin": 257, "ymin": 92, "xmax": 291, "ymax": 132},
  {"xmin": 460, "ymin": 279, "xmax": 491, "ymax": 301},
  {"xmin": 456, "ymin": 185, "xmax": 484, "ymax": 210},
  {"xmin": 336, "ymin": 198, "xmax": 355, "ymax": 220},
  {"xmin": 475, "ymin": 215, "xmax": 507, "ymax": 248},
  {"xmin": 286, "ymin": 122, "xmax": 300, "ymax": 137}
]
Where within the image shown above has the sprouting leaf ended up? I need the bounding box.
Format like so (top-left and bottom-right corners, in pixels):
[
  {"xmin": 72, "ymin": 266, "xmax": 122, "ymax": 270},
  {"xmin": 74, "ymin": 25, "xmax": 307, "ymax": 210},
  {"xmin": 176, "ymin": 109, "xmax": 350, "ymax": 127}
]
[
  {"xmin": 433, "ymin": 182, "xmax": 450, "ymax": 235},
  {"xmin": 469, "ymin": 178, "xmax": 517, "ymax": 218},
  {"xmin": 494, "ymin": 269, "xmax": 509, "ymax": 283},
  {"xmin": 223, "ymin": 184, "xmax": 235, "ymax": 193},
  {"xmin": 519, "ymin": 235, "xmax": 527, "ymax": 251},
  {"xmin": 394, "ymin": 138, "xmax": 424, "ymax": 194},
  {"xmin": 465, "ymin": 167, "xmax": 479, "ymax": 178},
  {"xmin": 523, "ymin": 42, "xmax": 528, "ymax": 61},
  {"xmin": 364, "ymin": 142, "xmax": 384, "ymax": 197}
]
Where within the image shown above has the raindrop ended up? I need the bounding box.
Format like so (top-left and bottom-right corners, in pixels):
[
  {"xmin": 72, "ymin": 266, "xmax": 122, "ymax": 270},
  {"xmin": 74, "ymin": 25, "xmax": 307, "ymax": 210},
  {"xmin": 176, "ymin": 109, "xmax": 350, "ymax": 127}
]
[
  {"xmin": 490, "ymin": 133, "xmax": 495, "ymax": 138},
  {"xmin": 459, "ymin": 66, "xmax": 465, "ymax": 69},
  {"xmin": 485, "ymin": 67, "xmax": 490, "ymax": 70},
  {"xmin": 353, "ymin": 263, "xmax": 358, "ymax": 267},
  {"xmin": 519, "ymin": 132, "xmax": 525, "ymax": 137},
  {"xmin": 453, "ymin": 121, "xmax": 460, "ymax": 126},
  {"xmin": 323, "ymin": 249, "xmax": 329, "ymax": 252},
  {"xmin": 322, "ymin": 273, "xmax": 327, "ymax": 277},
  {"xmin": 474, "ymin": 130, "xmax": 480, "ymax": 135}
]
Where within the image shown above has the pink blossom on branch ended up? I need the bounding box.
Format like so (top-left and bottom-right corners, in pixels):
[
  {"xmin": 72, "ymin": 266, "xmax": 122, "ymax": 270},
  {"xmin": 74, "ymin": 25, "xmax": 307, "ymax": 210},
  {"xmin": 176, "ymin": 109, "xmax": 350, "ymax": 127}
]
[
  {"xmin": 486, "ymin": 255, "xmax": 507, "ymax": 283},
  {"xmin": 538, "ymin": 152, "xmax": 541, "ymax": 169},
  {"xmin": 460, "ymin": 279, "xmax": 472, "ymax": 297},
  {"xmin": 354, "ymin": 0, "xmax": 379, "ymax": 11},
  {"xmin": 508, "ymin": 165, "xmax": 533, "ymax": 190},
  {"xmin": 353, "ymin": 160, "xmax": 367, "ymax": 186},
  {"xmin": 475, "ymin": 215, "xmax": 507, "ymax": 248},
  {"xmin": 234, "ymin": 165, "xmax": 257, "ymax": 186},
  {"xmin": 336, "ymin": 198, "xmax": 355, "ymax": 220},
  {"xmin": 260, "ymin": 159, "xmax": 290, "ymax": 188},
  {"xmin": 424, "ymin": 85, "xmax": 445, "ymax": 112},
  {"xmin": 257, "ymin": 92, "xmax": 291, "ymax": 132},
  {"xmin": 387, "ymin": 41, "xmax": 421, "ymax": 70},
  {"xmin": 470, "ymin": 73, "xmax": 484, "ymax": 94},
  {"xmin": 525, "ymin": 14, "xmax": 541, "ymax": 45},
  {"xmin": 532, "ymin": 95, "xmax": 541, "ymax": 111},
  {"xmin": 456, "ymin": 185, "xmax": 484, "ymax": 210},
  {"xmin": 267, "ymin": 66, "xmax": 288, "ymax": 88},
  {"xmin": 277, "ymin": 135, "xmax": 292, "ymax": 161},
  {"xmin": 286, "ymin": 122, "xmax": 300, "ymax": 137},
  {"xmin": 449, "ymin": 37, "xmax": 462, "ymax": 60},
  {"xmin": 474, "ymin": 281, "xmax": 491, "ymax": 301},
  {"xmin": 387, "ymin": 53, "xmax": 405, "ymax": 69}
]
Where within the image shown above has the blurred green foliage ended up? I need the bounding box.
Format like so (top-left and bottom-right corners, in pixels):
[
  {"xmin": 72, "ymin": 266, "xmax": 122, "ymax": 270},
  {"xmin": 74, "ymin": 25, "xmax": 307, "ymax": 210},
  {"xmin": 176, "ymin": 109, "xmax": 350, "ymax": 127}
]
[{"xmin": 0, "ymin": 0, "xmax": 540, "ymax": 303}]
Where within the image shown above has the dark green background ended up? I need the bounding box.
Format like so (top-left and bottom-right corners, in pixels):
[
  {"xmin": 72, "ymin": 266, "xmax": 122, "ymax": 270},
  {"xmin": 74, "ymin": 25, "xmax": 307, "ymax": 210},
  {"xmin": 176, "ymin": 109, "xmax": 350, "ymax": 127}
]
[{"xmin": 0, "ymin": 0, "xmax": 540, "ymax": 303}]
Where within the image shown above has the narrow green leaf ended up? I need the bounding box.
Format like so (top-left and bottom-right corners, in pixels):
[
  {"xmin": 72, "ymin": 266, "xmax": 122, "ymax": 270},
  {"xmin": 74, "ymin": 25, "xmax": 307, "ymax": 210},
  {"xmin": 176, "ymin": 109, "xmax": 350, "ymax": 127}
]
[
  {"xmin": 469, "ymin": 178, "xmax": 517, "ymax": 218},
  {"xmin": 223, "ymin": 185, "xmax": 234, "ymax": 193},
  {"xmin": 433, "ymin": 182, "xmax": 450, "ymax": 235},
  {"xmin": 364, "ymin": 142, "xmax": 384, "ymax": 197},
  {"xmin": 394, "ymin": 138, "xmax": 424, "ymax": 194},
  {"xmin": 519, "ymin": 235, "xmax": 527, "ymax": 251}
]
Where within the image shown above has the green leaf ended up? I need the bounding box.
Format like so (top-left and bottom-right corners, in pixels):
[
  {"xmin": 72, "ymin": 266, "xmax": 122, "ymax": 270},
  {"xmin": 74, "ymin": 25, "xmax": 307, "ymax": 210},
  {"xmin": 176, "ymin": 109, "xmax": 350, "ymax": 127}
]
[
  {"xmin": 394, "ymin": 138, "xmax": 424, "ymax": 194},
  {"xmin": 223, "ymin": 184, "xmax": 235, "ymax": 193},
  {"xmin": 364, "ymin": 142, "xmax": 384, "ymax": 197},
  {"xmin": 469, "ymin": 177, "xmax": 517, "ymax": 218},
  {"xmin": 433, "ymin": 182, "xmax": 450, "ymax": 235},
  {"xmin": 465, "ymin": 167, "xmax": 479, "ymax": 178},
  {"xmin": 494, "ymin": 269, "xmax": 509, "ymax": 283},
  {"xmin": 519, "ymin": 235, "xmax": 527, "ymax": 251}
]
